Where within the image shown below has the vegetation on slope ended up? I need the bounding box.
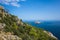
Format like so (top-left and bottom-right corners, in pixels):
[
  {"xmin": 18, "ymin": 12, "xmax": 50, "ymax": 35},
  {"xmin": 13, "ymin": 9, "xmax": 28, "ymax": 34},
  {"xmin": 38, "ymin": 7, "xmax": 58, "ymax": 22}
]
[{"xmin": 0, "ymin": 8, "xmax": 57, "ymax": 40}]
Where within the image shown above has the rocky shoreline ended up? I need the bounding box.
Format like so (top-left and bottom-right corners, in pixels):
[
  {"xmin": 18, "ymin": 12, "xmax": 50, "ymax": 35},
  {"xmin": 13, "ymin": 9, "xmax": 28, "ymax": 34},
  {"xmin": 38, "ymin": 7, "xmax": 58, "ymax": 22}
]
[{"xmin": 44, "ymin": 31, "xmax": 58, "ymax": 40}]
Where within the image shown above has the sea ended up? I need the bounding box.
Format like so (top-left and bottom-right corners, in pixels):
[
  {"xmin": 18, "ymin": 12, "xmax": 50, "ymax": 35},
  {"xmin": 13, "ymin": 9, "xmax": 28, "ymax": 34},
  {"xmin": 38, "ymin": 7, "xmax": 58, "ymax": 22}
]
[{"xmin": 24, "ymin": 20, "xmax": 60, "ymax": 40}]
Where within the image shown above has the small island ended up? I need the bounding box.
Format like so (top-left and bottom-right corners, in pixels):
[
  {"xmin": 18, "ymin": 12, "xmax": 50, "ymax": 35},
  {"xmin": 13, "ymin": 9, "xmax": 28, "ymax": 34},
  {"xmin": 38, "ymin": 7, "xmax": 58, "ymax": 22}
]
[{"xmin": 35, "ymin": 21, "xmax": 41, "ymax": 24}]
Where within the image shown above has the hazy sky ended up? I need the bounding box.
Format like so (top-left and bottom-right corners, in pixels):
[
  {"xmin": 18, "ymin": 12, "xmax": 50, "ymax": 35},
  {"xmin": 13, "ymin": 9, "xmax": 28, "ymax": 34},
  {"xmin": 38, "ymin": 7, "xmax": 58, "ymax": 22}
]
[{"xmin": 0, "ymin": 0, "xmax": 60, "ymax": 20}]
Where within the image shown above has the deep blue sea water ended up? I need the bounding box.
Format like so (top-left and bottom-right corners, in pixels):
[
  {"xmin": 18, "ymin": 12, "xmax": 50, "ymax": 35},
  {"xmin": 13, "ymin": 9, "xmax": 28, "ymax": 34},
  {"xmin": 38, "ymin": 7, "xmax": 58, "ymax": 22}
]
[{"xmin": 24, "ymin": 21, "xmax": 60, "ymax": 40}]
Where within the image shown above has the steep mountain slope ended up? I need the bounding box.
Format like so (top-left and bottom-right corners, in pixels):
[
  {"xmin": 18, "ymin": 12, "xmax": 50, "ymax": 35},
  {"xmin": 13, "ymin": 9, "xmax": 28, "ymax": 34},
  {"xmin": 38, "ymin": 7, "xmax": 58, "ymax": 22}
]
[{"xmin": 0, "ymin": 7, "xmax": 58, "ymax": 40}]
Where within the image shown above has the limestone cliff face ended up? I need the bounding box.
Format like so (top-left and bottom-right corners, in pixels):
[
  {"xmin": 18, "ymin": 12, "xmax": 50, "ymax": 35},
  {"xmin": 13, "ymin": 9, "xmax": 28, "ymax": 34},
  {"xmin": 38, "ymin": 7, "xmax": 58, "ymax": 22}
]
[{"xmin": 0, "ymin": 6, "xmax": 58, "ymax": 40}]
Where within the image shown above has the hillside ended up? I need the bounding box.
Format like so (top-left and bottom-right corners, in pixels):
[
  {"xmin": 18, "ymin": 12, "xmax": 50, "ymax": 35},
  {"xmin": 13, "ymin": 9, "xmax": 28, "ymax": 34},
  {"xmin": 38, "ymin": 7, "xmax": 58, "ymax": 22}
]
[{"xmin": 0, "ymin": 6, "xmax": 58, "ymax": 40}]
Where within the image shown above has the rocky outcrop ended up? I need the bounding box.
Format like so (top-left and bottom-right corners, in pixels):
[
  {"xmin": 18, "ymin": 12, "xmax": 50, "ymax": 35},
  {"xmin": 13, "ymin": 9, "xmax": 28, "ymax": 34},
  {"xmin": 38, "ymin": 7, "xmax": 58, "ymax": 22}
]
[
  {"xmin": 0, "ymin": 23, "xmax": 5, "ymax": 30},
  {"xmin": 0, "ymin": 32, "xmax": 22, "ymax": 40}
]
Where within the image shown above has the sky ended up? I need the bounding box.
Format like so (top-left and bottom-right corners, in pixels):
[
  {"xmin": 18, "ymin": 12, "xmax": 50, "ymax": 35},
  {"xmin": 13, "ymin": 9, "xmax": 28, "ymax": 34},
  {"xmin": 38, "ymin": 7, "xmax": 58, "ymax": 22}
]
[{"xmin": 0, "ymin": 0, "xmax": 60, "ymax": 21}]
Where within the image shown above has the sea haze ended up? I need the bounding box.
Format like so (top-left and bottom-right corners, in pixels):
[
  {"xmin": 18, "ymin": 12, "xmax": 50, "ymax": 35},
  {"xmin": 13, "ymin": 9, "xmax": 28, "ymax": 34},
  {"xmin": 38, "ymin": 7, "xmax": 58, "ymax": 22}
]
[{"xmin": 24, "ymin": 20, "xmax": 60, "ymax": 40}]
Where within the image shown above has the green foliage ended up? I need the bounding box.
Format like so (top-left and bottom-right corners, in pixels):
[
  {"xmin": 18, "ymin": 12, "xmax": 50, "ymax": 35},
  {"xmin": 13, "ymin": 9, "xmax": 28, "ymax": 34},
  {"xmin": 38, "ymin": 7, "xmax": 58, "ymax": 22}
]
[{"xmin": 12, "ymin": 22, "xmax": 18, "ymax": 30}]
